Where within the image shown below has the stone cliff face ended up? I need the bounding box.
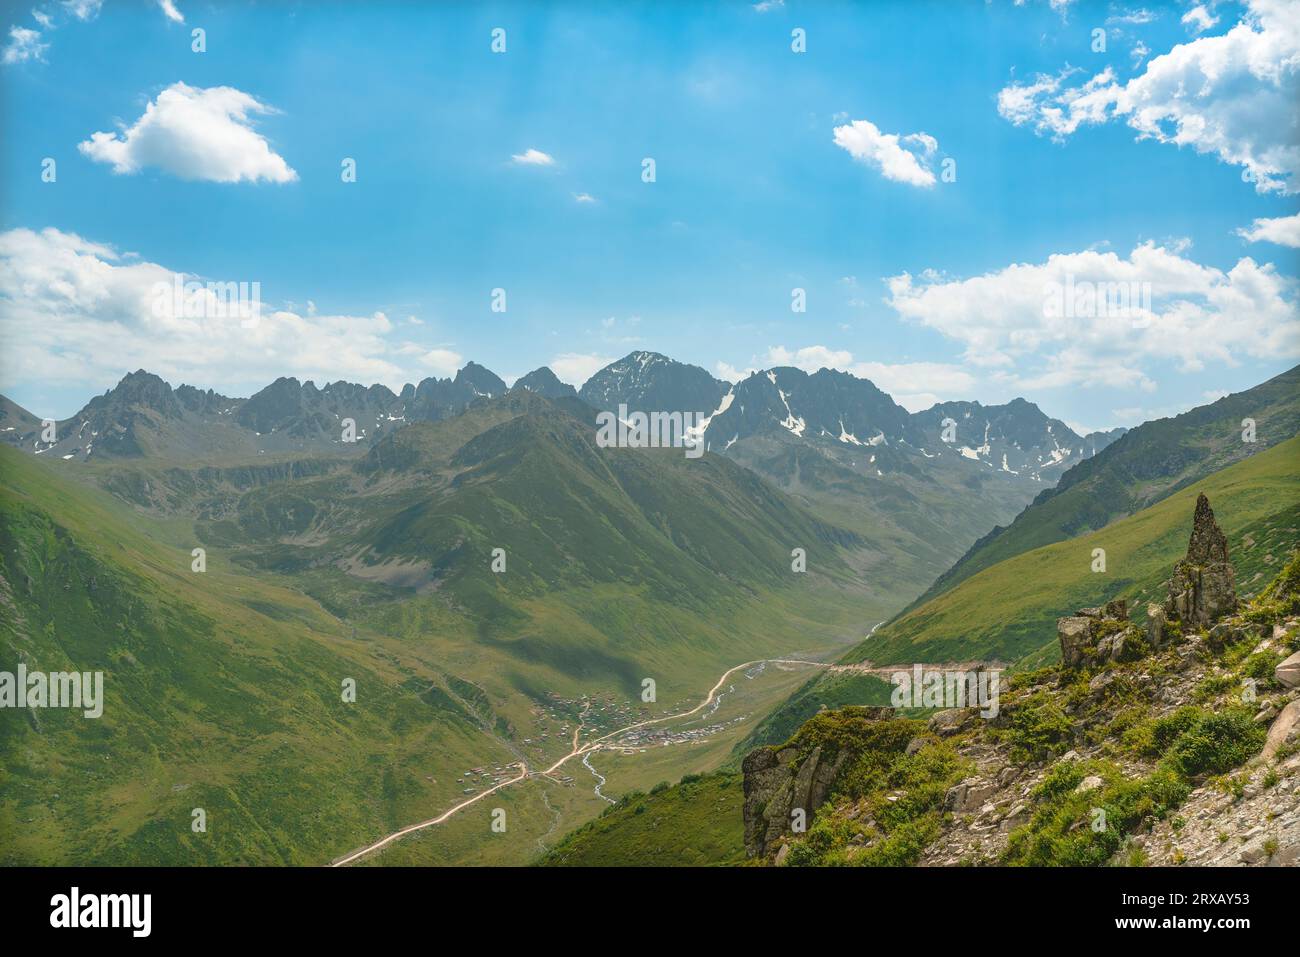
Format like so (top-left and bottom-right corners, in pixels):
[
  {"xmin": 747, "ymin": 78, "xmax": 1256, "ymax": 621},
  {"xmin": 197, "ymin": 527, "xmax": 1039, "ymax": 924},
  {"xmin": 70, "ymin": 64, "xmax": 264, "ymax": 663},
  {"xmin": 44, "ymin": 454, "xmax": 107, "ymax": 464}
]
[
  {"xmin": 743, "ymin": 744, "xmax": 848, "ymax": 860},
  {"xmin": 1057, "ymin": 600, "xmax": 1137, "ymax": 670},
  {"xmin": 743, "ymin": 495, "xmax": 1300, "ymax": 867},
  {"xmin": 740, "ymin": 706, "xmax": 894, "ymax": 860}
]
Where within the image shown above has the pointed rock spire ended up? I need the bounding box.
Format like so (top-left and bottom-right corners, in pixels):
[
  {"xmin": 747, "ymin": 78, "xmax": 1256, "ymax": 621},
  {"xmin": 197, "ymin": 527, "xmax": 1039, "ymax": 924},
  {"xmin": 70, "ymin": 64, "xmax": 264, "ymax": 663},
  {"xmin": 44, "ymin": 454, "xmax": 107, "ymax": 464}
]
[
  {"xmin": 1186, "ymin": 492, "xmax": 1230, "ymax": 566},
  {"xmin": 1162, "ymin": 493, "xmax": 1237, "ymax": 631}
]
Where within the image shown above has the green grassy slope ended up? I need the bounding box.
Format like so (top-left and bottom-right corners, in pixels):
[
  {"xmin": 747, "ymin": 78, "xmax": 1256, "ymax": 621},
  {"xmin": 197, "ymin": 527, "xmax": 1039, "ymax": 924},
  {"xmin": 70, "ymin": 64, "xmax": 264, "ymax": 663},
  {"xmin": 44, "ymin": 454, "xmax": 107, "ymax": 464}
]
[
  {"xmin": 0, "ymin": 445, "xmax": 503, "ymax": 865},
  {"xmin": 536, "ymin": 772, "xmax": 745, "ymax": 866},
  {"xmin": 845, "ymin": 435, "xmax": 1300, "ymax": 667},
  {"xmin": 908, "ymin": 365, "xmax": 1300, "ymax": 613}
]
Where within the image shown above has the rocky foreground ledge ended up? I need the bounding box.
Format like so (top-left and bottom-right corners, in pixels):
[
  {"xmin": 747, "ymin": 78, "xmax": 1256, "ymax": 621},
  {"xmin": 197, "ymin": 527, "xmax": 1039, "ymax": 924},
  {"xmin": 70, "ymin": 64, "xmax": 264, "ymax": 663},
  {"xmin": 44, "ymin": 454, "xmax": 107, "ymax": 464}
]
[{"xmin": 743, "ymin": 495, "xmax": 1300, "ymax": 866}]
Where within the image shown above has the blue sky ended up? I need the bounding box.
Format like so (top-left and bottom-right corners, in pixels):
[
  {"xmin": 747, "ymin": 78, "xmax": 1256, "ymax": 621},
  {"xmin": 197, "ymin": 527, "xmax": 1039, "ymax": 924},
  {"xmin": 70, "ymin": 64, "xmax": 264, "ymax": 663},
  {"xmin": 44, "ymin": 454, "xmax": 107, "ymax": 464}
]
[{"xmin": 1, "ymin": 0, "xmax": 1297, "ymax": 432}]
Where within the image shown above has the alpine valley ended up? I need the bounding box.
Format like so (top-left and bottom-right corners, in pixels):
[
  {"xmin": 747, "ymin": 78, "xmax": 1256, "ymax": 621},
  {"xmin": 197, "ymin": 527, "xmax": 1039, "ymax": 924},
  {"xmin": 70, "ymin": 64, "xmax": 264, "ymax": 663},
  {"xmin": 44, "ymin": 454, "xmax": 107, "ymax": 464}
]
[{"xmin": 1, "ymin": 353, "xmax": 1296, "ymax": 867}]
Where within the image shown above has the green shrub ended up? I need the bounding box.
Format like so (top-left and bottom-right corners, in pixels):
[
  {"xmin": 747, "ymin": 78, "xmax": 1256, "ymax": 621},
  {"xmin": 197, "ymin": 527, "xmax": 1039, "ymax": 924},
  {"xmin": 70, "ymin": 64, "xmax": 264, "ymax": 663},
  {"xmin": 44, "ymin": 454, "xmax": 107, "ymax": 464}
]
[
  {"xmin": 995, "ymin": 691, "xmax": 1074, "ymax": 763},
  {"xmin": 1242, "ymin": 651, "xmax": 1282, "ymax": 682},
  {"xmin": 1031, "ymin": 758, "xmax": 1086, "ymax": 800},
  {"xmin": 1003, "ymin": 765, "xmax": 1188, "ymax": 867},
  {"xmin": 1161, "ymin": 708, "xmax": 1266, "ymax": 779},
  {"xmin": 1193, "ymin": 672, "xmax": 1237, "ymax": 701},
  {"xmin": 1124, "ymin": 705, "xmax": 1201, "ymax": 757}
]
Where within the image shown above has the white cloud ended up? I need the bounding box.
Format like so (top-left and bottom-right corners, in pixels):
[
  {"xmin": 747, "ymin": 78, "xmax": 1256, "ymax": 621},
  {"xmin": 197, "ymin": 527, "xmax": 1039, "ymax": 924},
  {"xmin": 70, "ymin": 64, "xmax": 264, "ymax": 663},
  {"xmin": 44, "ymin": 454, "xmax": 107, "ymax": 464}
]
[
  {"xmin": 2, "ymin": 26, "xmax": 48, "ymax": 63},
  {"xmin": 158, "ymin": 0, "xmax": 184, "ymax": 24},
  {"xmin": 1236, "ymin": 211, "xmax": 1300, "ymax": 247},
  {"xmin": 0, "ymin": 227, "xmax": 428, "ymax": 397},
  {"xmin": 79, "ymin": 82, "xmax": 298, "ymax": 184},
  {"xmin": 61, "ymin": 0, "xmax": 101, "ymax": 20},
  {"xmin": 762, "ymin": 345, "xmax": 855, "ymax": 371},
  {"xmin": 1181, "ymin": 4, "xmax": 1219, "ymax": 33},
  {"xmin": 884, "ymin": 242, "xmax": 1300, "ymax": 390},
  {"xmin": 1107, "ymin": 8, "xmax": 1158, "ymax": 25},
  {"xmin": 753, "ymin": 0, "xmax": 785, "ymax": 11},
  {"xmin": 549, "ymin": 352, "xmax": 613, "ymax": 386},
  {"xmin": 715, "ymin": 361, "xmax": 749, "ymax": 383},
  {"xmin": 997, "ymin": 0, "xmax": 1300, "ymax": 193},
  {"xmin": 832, "ymin": 119, "xmax": 939, "ymax": 187},
  {"xmin": 419, "ymin": 348, "xmax": 464, "ymax": 378},
  {"xmin": 573, "ymin": 192, "xmax": 597, "ymax": 203},
  {"xmin": 3, "ymin": 1, "xmax": 103, "ymax": 65},
  {"xmin": 1014, "ymin": 0, "xmax": 1078, "ymax": 18},
  {"xmin": 510, "ymin": 148, "xmax": 555, "ymax": 166}
]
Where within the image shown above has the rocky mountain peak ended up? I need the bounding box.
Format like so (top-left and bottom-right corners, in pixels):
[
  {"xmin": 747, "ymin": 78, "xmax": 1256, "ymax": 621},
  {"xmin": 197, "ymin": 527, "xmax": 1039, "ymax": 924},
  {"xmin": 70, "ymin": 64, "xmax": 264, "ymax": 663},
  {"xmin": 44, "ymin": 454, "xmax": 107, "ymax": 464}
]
[
  {"xmin": 454, "ymin": 361, "xmax": 507, "ymax": 398},
  {"xmin": 91, "ymin": 369, "xmax": 183, "ymax": 418},
  {"xmin": 511, "ymin": 367, "xmax": 577, "ymax": 399},
  {"xmin": 578, "ymin": 351, "xmax": 726, "ymax": 417}
]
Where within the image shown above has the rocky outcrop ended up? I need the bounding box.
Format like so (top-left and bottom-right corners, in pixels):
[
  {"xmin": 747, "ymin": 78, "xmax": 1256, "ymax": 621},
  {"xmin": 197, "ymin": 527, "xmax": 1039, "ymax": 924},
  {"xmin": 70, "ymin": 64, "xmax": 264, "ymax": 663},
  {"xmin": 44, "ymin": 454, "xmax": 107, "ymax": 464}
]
[
  {"xmin": 1058, "ymin": 494, "xmax": 1240, "ymax": 670},
  {"xmin": 1057, "ymin": 599, "xmax": 1136, "ymax": 670},
  {"xmin": 742, "ymin": 744, "xmax": 845, "ymax": 858},
  {"xmin": 741, "ymin": 706, "xmax": 890, "ymax": 858},
  {"xmin": 1160, "ymin": 493, "xmax": 1237, "ymax": 633}
]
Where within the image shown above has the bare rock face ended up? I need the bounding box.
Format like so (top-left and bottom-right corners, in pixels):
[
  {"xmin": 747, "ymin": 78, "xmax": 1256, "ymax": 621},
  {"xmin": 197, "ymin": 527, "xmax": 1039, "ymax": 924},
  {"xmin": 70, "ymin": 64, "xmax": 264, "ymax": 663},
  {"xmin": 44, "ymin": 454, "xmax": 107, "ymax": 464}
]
[
  {"xmin": 741, "ymin": 743, "xmax": 847, "ymax": 858},
  {"xmin": 1186, "ymin": 492, "xmax": 1230, "ymax": 566},
  {"xmin": 1162, "ymin": 493, "xmax": 1237, "ymax": 632},
  {"xmin": 1057, "ymin": 602, "xmax": 1132, "ymax": 670},
  {"xmin": 1262, "ymin": 699, "xmax": 1300, "ymax": 761},
  {"xmin": 1057, "ymin": 617, "xmax": 1094, "ymax": 669},
  {"xmin": 1146, "ymin": 603, "xmax": 1168, "ymax": 651},
  {"xmin": 1276, "ymin": 650, "xmax": 1300, "ymax": 689},
  {"xmin": 741, "ymin": 705, "xmax": 891, "ymax": 858}
]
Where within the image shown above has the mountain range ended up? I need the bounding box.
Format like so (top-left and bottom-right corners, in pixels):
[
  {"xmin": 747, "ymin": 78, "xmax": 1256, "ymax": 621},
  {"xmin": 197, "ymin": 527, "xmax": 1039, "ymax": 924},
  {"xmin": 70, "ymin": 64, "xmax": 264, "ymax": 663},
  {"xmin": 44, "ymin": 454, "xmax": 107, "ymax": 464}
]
[
  {"xmin": 2, "ymin": 351, "xmax": 1123, "ymax": 476},
  {"xmin": 1, "ymin": 351, "xmax": 1130, "ymax": 622}
]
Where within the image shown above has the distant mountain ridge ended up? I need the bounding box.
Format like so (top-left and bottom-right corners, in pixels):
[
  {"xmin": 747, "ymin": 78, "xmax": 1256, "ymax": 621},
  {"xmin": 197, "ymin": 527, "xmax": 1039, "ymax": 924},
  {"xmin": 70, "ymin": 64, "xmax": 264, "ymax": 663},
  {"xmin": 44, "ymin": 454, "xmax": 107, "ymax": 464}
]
[{"xmin": 0, "ymin": 351, "xmax": 1121, "ymax": 480}]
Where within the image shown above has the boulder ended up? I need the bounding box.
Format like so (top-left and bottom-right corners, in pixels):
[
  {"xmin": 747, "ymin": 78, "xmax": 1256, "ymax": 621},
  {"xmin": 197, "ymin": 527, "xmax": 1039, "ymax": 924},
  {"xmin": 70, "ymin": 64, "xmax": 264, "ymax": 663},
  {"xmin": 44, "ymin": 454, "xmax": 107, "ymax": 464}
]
[
  {"xmin": 943, "ymin": 777, "xmax": 997, "ymax": 813},
  {"xmin": 1074, "ymin": 775, "xmax": 1105, "ymax": 794},
  {"xmin": 1058, "ymin": 616, "xmax": 1094, "ymax": 669},
  {"xmin": 1097, "ymin": 631, "xmax": 1129, "ymax": 663},
  {"xmin": 928, "ymin": 708, "xmax": 972, "ymax": 736},
  {"xmin": 1239, "ymin": 836, "xmax": 1273, "ymax": 865},
  {"xmin": 1059, "ymin": 607, "xmax": 1137, "ymax": 670},
  {"xmin": 1276, "ymin": 651, "xmax": 1300, "ymax": 689},
  {"xmin": 1261, "ymin": 699, "xmax": 1300, "ymax": 762}
]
